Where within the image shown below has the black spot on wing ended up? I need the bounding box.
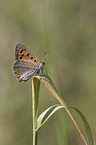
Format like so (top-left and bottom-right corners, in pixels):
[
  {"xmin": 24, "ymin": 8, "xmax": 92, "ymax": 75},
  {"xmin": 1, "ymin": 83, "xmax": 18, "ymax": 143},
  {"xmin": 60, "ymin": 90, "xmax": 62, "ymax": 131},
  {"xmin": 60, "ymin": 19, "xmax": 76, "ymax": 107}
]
[
  {"xmin": 20, "ymin": 49, "xmax": 24, "ymax": 53},
  {"xmin": 21, "ymin": 54, "xmax": 24, "ymax": 56},
  {"xmin": 27, "ymin": 53, "xmax": 30, "ymax": 56},
  {"xmin": 20, "ymin": 56, "xmax": 22, "ymax": 59},
  {"xmin": 31, "ymin": 57, "xmax": 33, "ymax": 59}
]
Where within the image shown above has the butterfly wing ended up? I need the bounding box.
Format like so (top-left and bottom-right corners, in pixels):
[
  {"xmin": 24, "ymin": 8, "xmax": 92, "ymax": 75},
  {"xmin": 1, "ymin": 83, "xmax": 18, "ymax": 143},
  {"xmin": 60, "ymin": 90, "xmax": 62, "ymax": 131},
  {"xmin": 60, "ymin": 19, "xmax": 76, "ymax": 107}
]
[
  {"xmin": 15, "ymin": 44, "xmax": 40, "ymax": 62},
  {"xmin": 13, "ymin": 44, "xmax": 41, "ymax": 82}
]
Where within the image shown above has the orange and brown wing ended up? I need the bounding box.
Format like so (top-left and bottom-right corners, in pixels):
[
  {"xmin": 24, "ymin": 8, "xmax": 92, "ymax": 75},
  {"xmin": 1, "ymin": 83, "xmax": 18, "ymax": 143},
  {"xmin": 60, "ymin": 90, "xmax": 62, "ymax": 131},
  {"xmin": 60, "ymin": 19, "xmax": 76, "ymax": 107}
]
[{"xmin": 15, "ymin": 44, "xmax": 40, "ymax": 63}]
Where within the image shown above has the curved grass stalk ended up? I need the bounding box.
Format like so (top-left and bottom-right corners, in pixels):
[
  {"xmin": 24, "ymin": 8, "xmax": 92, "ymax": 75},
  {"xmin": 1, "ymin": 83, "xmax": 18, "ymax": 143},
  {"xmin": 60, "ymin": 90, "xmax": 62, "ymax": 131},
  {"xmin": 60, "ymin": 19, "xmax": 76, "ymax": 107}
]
[{"xmin": 35, "ymin": 75, "xmax": 88, "ymax": 145}]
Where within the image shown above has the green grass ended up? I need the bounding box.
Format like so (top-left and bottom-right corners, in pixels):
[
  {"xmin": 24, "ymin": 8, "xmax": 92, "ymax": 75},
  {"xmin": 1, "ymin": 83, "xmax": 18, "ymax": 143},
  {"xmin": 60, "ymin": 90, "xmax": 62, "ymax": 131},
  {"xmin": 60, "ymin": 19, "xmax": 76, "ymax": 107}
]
[{"xmin": 32, "ymin": 75, "xmax": 94, "ymax": 145}]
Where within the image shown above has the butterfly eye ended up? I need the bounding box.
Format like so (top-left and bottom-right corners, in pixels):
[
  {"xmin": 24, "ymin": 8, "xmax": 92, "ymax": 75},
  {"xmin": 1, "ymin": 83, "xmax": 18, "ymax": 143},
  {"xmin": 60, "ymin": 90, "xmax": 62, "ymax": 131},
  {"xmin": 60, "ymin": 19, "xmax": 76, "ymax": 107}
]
[
  {"xmin": 43, "ymin": 62, "xmax": 46, "ymax": 65},
  {"xmin": 41, "ymin": 61, "xmax": 46, "ymax": 65}
]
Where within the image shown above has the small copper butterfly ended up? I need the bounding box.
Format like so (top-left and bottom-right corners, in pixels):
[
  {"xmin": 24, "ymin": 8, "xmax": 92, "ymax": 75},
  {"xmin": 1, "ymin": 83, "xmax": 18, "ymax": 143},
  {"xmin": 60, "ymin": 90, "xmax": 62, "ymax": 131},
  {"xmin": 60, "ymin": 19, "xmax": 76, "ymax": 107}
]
[{"xmin": 13, "ymin": 44, "xmax": 46, "ymax": 82}]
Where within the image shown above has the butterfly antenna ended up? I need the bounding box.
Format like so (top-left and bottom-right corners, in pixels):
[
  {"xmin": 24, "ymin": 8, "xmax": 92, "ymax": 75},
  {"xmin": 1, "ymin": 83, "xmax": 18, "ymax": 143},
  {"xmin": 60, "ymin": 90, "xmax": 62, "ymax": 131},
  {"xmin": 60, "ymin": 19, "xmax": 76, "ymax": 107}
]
[{"xmin": 42, "ymin": 49, "xmax": 50, "ymax": 60}]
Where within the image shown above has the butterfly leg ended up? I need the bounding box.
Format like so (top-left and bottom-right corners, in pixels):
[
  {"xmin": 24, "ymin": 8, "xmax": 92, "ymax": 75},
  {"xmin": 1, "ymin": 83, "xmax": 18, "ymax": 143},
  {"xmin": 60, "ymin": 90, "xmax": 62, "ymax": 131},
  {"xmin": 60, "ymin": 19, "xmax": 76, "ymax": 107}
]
[
  {"xmin": 35, "ymin": 67, "xmax": 48, "ymax": 76},
  {"xmin": 43, "ymin": 68, "xmax": 48, "ymax": 75},
  {"xmin": 39, "ymin": 68, "xmax": 48, "ymax": 75}
]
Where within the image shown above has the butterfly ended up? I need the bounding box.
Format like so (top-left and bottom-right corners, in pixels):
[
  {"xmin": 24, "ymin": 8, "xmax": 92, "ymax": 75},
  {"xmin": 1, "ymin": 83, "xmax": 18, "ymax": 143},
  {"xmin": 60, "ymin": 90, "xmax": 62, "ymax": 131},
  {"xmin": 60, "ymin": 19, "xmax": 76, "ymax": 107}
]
[{"xmin": 13, "ymin": 44, "xmax": 46, "ymax": 82}]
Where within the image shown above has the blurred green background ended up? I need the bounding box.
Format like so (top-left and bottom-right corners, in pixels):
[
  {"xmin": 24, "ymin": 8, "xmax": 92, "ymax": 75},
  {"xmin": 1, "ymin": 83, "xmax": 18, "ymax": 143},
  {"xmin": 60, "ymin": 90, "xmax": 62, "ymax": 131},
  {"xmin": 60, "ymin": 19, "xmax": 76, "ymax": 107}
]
[{"xmin": 0, "ymin": 0, "xmax": 96, "ymax": 145}]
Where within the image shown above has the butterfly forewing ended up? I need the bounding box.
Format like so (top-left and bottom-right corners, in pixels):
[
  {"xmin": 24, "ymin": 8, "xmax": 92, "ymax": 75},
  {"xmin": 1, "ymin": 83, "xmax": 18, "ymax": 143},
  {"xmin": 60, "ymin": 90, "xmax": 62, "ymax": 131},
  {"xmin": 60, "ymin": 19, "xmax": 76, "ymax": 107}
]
[{"xmin": 15, "ymin": 44, "xmax": 40, "ymax": 63}]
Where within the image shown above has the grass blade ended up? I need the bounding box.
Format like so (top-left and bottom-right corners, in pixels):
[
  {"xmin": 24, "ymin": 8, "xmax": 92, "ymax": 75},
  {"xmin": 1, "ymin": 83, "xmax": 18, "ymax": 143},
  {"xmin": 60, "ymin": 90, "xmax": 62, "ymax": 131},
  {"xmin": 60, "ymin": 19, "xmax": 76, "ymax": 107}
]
[
  {"xmin": 37, "ymin": 103, "xmax": 94, "ymax": 145},
  {"xmin": 35, "ymin": 75, "xmax": 88, "ymax": 145},
  {"xmin": 37, "ymin": 104, "xmax": 63, "ymax": 130},
  {"xmin": 69, "ymin": 106, "xmax": 94, "ymax": 145}
]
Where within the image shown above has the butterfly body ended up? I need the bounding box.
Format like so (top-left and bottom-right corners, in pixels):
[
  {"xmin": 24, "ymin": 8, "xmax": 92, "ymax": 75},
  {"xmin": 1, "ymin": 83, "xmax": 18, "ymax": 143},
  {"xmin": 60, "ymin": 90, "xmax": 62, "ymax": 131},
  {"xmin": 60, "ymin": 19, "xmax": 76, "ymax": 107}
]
[{"xmin": 13, "ymin": 44, "xmax": 46, "ymax": 82}]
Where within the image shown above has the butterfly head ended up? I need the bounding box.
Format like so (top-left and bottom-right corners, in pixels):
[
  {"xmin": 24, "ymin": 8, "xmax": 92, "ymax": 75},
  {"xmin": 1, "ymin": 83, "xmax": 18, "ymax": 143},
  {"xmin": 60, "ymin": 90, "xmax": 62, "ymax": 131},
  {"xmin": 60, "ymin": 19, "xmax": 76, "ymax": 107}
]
[
  {"xmin": 41, "ymin": 60, "xmax": 46, "ymax": 66},
  {"xmin": 40, "ymin": 49, "xmax": 49, "ymax": 67},
  {"xmin": 39, "ymin": 60, "xmax": 46, "ymax": 70}
]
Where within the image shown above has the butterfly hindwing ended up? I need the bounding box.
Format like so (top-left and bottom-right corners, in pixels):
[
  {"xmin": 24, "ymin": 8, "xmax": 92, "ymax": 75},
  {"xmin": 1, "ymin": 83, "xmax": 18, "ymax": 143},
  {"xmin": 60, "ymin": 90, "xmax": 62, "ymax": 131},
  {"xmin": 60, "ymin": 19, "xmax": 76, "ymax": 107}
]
[{"xmin": 13, "ymin": 60, "xmax": 40, "ymax": 82}]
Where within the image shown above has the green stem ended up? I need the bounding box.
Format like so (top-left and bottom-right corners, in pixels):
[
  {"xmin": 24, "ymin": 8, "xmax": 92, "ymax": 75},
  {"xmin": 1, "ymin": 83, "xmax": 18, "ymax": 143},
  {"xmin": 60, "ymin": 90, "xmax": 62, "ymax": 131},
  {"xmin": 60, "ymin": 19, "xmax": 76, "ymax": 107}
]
[{"xmin": 32, "ymin": 77, "xmax": 40, "ymax": 145}]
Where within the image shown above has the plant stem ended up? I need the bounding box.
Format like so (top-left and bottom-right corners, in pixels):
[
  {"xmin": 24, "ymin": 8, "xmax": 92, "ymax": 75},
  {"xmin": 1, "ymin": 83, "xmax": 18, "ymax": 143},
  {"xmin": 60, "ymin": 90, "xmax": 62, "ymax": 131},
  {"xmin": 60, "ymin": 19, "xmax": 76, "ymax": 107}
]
[
  {"xmin": 32, "ymin": 77, "xmax": 40, "ymax": 145},
  {"xmin": 32, "ymin": 97, "xmax": 37, "ymax": 145}
]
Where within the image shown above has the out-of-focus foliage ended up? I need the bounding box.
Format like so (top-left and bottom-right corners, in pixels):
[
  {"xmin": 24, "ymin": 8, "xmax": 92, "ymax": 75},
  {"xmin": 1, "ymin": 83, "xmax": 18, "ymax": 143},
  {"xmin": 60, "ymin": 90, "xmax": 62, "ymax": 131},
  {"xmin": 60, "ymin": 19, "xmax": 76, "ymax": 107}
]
[{"xmin": 0, "ymin": 0, "xmax": 96, "ymax": 145}]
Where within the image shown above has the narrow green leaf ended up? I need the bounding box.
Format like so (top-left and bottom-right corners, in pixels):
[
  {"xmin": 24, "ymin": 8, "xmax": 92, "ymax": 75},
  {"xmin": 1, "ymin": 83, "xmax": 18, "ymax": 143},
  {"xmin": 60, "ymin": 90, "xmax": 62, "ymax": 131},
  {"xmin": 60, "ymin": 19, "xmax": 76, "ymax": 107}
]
[
  {"xmin": 68, "ymin": 106, "xmax": 94, "ymax": 145},
  {"xmin": 37, "ymin": 103, "xmax": 94, "ymax": 145},
  {"xmin": 37, "ymin": 105, "xmax": 63, "ymax": 131},
  {"xmin": 36, "ymin": 75, "xmax": 61, "ymax": 101},
  {"xmin": 37, "ymin": 104, "xmax": 94, "ymax": 145}
]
